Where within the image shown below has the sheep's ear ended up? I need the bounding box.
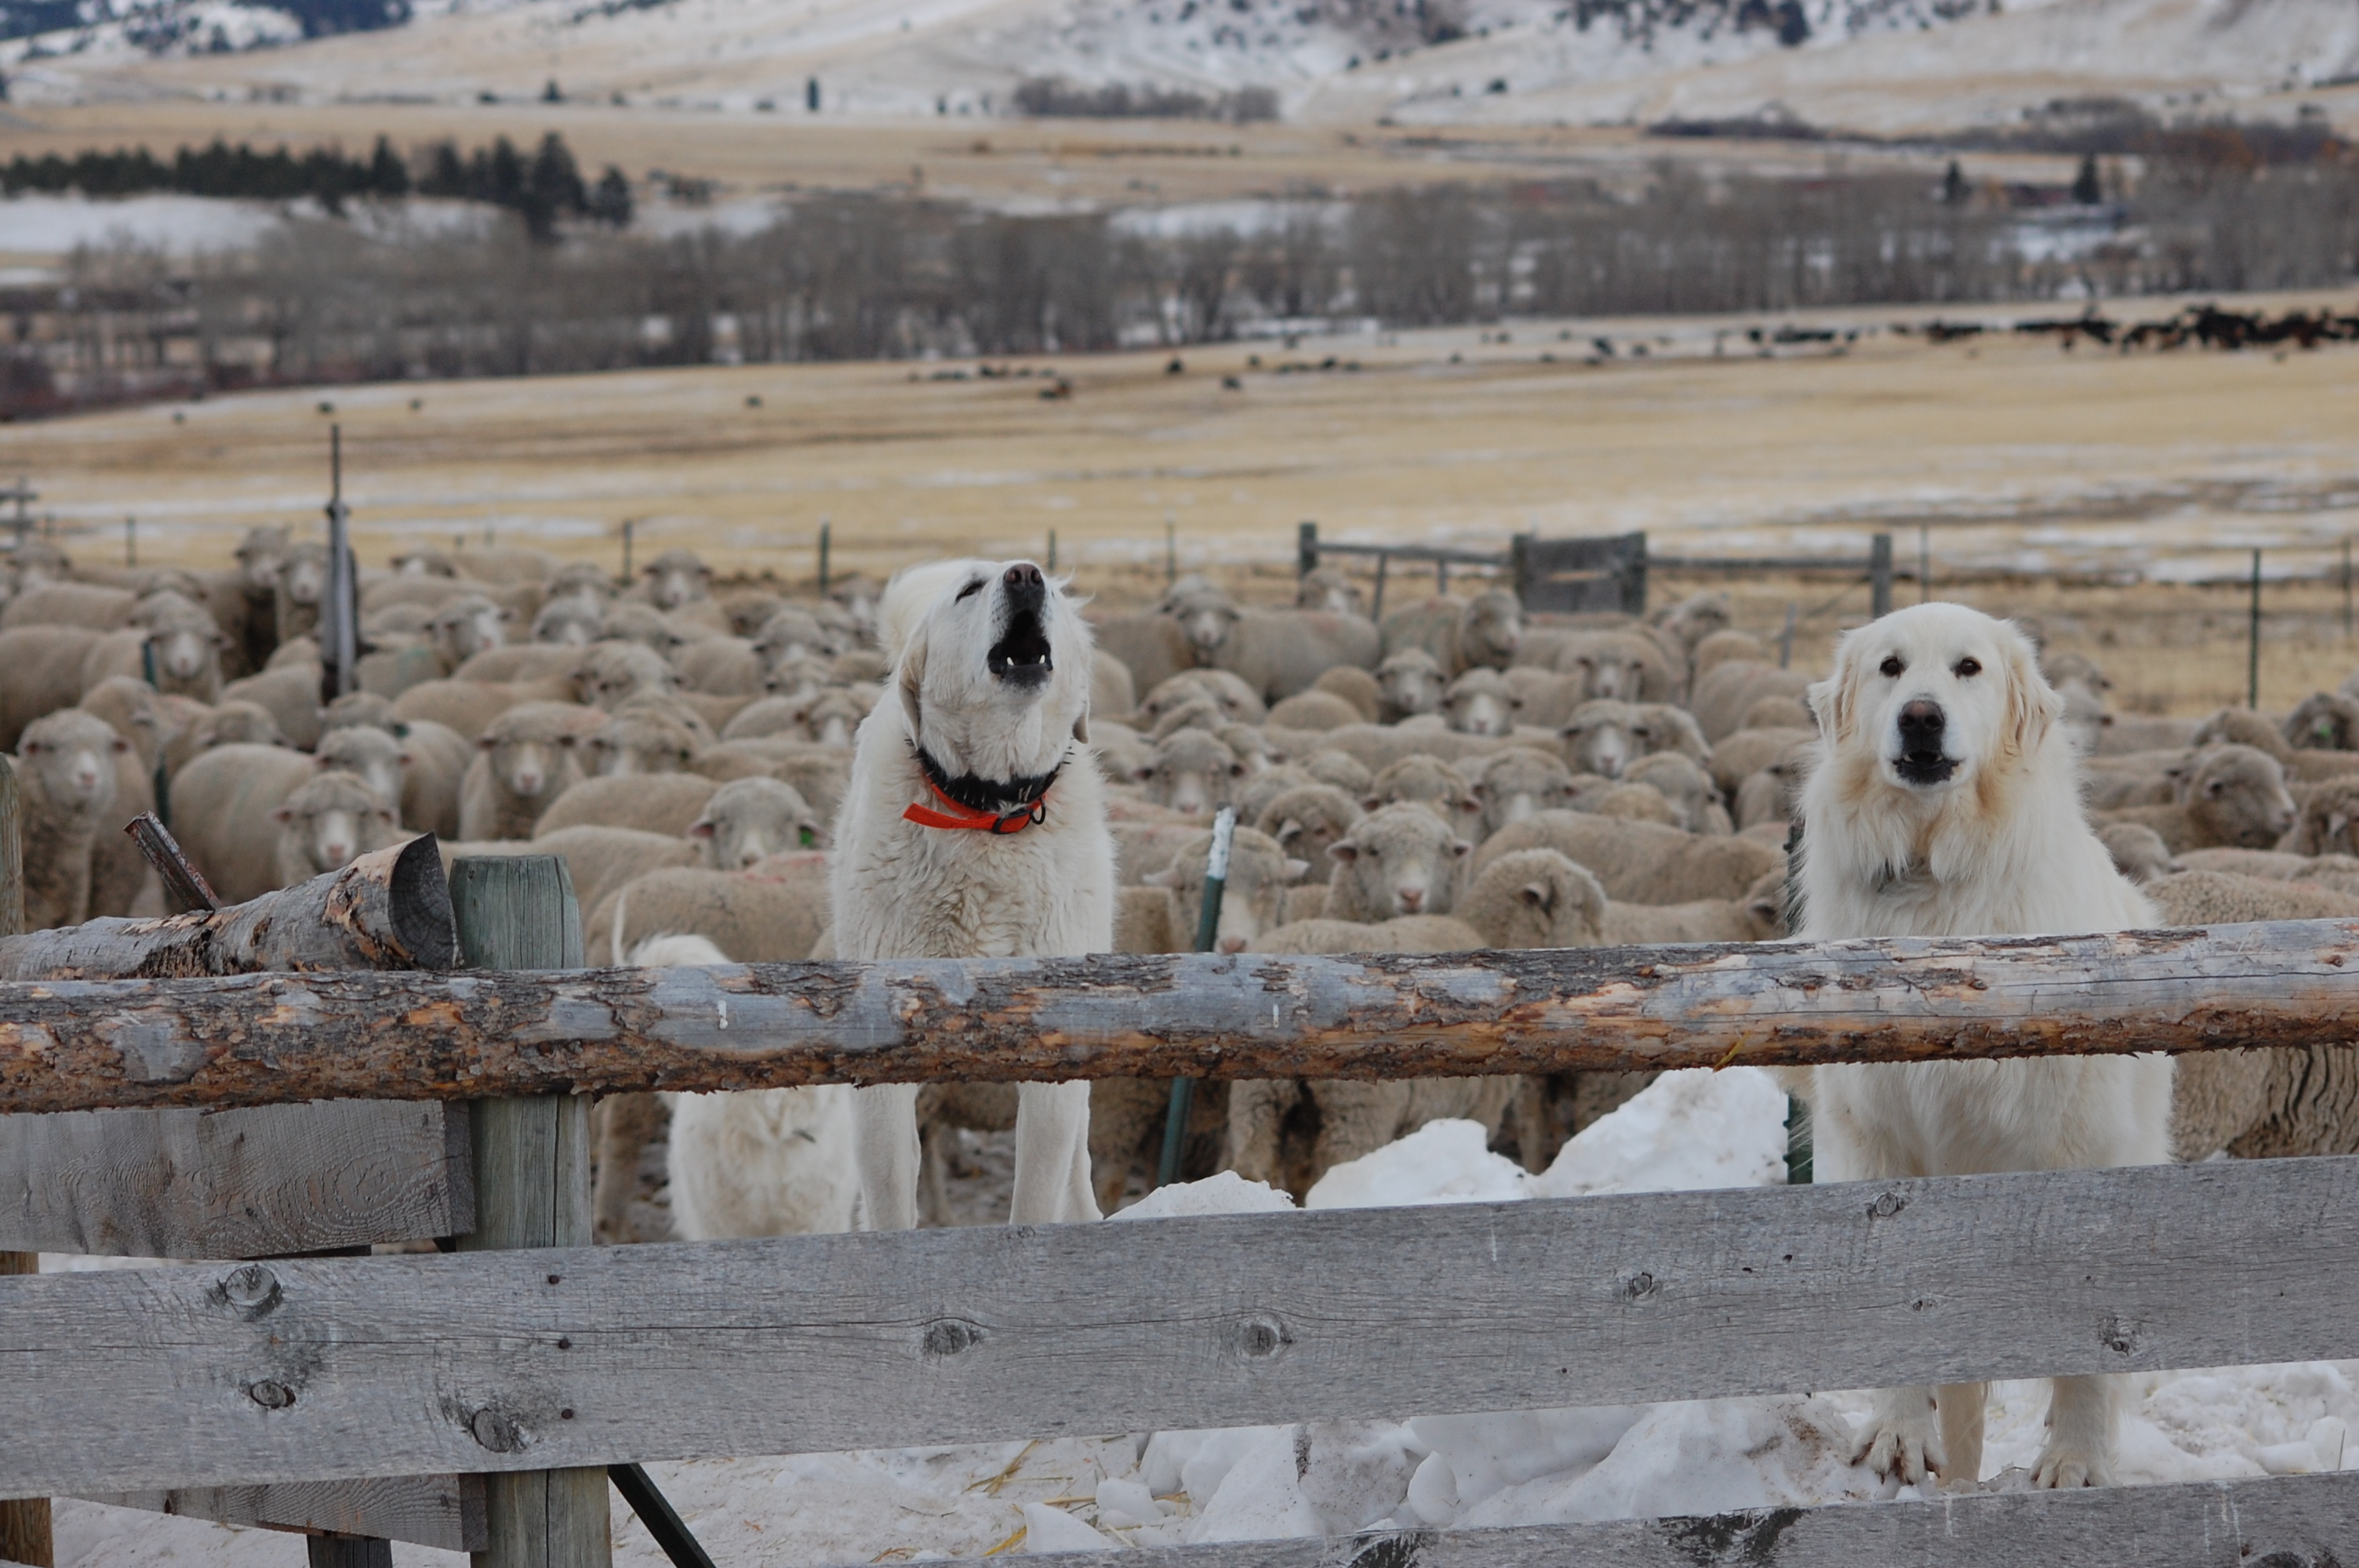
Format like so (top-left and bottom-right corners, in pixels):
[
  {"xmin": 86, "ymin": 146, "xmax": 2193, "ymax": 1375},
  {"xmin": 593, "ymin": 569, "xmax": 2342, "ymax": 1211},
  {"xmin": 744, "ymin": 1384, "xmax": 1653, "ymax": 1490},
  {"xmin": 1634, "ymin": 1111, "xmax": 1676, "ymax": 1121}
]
[
  {"xmin": 111, "ymin": 737, "xmax": 129, "ymax": 753},
  {"xmin": 1467, "ymin": 782, "xmax": 1485, "ymax": 800},
  {"xmin": 477, "ymin": 735, "xmax": 496, "ymax": 750},
  {"xmin": 314, "ymin": 754, "xmax": 333, "ymax": 768},
  {"xmin": 1361, "ymin": 794, "xmax": 1382, "ymax": 812},
  {"xmin": 1282, "ymin": 857, "xmax": 1310, "ymax": 884},
  {"xmin": 1130, "ymin": 764, "xmax": 1155, "ymax": 783},
  {"xmin": 2206, "ymin": 779, "xmax": 2228, "ymax": 797},
  {"xmin": 1450, "ymin": 839, "xmax": 1473, "ymax": 858},
  {"xmin": 1327, "ymin": 841, "xmax": 1358, "ymax": 864},
  {"xmin": 1229, "ymin": 761, "xmax": 1246, "ymax": 778},
  {"xmin": 271, "ymin": 806, "xmax": 293, "ymax": 823},
  {"xmin": 557, "ymin": 733, "xmax": 578, "ymax": 748},
  {"xmin": 1518, "ymin": 881, "xmax": 1550, "ymax": 908},
  {"xmin": 689, "ymin": 820, "xmax": 716, "ymax": 837},
  {"xmin": 1140, "ymin": 865, "xmax": 1177, "ymax": 887}
]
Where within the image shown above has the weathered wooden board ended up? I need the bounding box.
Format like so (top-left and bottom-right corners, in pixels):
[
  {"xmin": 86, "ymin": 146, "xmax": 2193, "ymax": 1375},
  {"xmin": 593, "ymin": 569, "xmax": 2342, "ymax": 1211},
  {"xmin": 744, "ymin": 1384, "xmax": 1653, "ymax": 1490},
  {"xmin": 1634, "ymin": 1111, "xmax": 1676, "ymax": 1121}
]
[
  {"xmin": 0, "ymin": 833, "xmax": 454, "ymax": 984},
  {"xmin": 0, "ymin": 1155, "xmax": 2349, "ymax": 1495},
  {"xmin": 943, "ymin": 1471, "xmax": 2359, "ymax": 1568},
  {"xmin": 2, "ymin": 919, "xmax": 2354, "ymax": 1116},
  {"xmin": 78, "ymin": 1474, "xmax": 486, "ymax": 1552},
  {"xmin": 0, "ymin": 1099, "xmax": 472, "ymax": 1258}
]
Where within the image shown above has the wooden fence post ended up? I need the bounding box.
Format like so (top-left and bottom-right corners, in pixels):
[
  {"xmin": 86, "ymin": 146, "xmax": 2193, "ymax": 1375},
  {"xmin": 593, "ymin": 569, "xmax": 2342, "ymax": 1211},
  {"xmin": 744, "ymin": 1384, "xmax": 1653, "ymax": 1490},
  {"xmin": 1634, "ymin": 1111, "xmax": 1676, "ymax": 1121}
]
[
  {"xmin": 0, "ymin": 757, "xmax": 47, "ymax": 1568},
  {"xmin": 1296, "ymin": 521, "xmax": 1317, "ymax": 579},
  {"xmin": 1868, "ymin": 532, "xmax": 1894, "ymax": 620},
  {"xmin": 448, "ymin": 857, "xmax": 612, "ymax": 1568}
]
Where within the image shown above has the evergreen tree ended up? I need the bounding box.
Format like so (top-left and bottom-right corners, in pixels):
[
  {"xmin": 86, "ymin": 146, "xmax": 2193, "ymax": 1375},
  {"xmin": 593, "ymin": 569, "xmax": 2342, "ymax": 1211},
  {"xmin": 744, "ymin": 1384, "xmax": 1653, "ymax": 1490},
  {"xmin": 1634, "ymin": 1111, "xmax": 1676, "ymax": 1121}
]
[
  {"xmin": 2071, "ymin": 152, "xmax": 2103, "ymax": 205},
  {"xmin": 368, "ymin": 134, "xmax": 409, "ymax": 198},
  {"xmin": 588, "ymin": 165, "xmax": 634, "ymax": 228}
]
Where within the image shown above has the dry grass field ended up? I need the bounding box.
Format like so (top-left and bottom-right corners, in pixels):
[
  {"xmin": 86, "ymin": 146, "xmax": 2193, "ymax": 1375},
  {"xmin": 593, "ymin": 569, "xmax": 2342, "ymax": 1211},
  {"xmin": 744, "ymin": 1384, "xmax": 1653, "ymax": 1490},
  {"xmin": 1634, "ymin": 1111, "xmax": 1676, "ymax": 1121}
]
[{"xmin": 6, "ymin": 289, "xmax": 2357, "ymax": 715}]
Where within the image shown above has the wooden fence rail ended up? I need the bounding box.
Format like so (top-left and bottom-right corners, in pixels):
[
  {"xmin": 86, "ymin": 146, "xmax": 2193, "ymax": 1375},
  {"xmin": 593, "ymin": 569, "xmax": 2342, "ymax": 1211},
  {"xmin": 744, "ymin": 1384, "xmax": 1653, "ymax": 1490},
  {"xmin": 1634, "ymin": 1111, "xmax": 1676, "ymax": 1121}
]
[
  {"xmin": 2, "ymin": 1153, "xmax": 2350, "ymax": 1497},
  {"xmin": 0, "ymin": 918, "xmax": 2350, "ymax": 1116}
]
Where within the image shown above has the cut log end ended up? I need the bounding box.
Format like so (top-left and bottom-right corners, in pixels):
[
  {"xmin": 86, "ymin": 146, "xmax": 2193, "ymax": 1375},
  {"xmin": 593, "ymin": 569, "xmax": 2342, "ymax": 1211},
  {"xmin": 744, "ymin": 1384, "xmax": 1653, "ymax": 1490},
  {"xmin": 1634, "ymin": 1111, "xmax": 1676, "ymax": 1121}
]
[{"xmin": 390, "ymin": 836, "xmax": 458, "ymax": 972}]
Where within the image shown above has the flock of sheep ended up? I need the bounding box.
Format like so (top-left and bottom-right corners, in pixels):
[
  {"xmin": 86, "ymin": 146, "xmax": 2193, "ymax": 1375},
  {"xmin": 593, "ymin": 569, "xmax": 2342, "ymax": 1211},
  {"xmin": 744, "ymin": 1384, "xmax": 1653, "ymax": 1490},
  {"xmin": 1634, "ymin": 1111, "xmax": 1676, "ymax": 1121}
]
[{"xmin": 1, "ymin": 533, "xmax": 2353, "ymax": 1239}]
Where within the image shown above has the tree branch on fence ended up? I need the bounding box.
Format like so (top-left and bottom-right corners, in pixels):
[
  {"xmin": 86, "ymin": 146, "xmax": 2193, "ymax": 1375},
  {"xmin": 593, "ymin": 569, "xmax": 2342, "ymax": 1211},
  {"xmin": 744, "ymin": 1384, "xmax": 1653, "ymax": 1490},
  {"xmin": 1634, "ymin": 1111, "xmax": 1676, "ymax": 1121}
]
[
  {"xmin": 0, "ymin": 918, "xmax": 2352, "ymax": 1116},
  {"xmin": 0, "ymin": 834, "xmax": 455, "ymax": 982}
]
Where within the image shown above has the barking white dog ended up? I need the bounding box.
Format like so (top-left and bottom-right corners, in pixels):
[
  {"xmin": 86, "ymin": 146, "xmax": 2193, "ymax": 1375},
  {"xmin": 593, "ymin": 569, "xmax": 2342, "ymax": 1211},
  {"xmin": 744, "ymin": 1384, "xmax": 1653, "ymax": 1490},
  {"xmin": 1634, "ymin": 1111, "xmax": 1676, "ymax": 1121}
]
[
  {"xmin": 832, "ymin": 558, "xmax": 1113, "ymax": 1229},
  {"xmin": 1794, "ymin": 601, "xmax": 2173, "ymax": 1493}
]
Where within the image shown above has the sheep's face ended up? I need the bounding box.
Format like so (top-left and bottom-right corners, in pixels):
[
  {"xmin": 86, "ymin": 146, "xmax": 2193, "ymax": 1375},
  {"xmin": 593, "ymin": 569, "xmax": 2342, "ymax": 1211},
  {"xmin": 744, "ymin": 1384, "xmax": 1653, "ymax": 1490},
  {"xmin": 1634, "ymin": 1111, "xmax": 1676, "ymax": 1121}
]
[
  {"xmin": 275, "ymin": 783, "xmax": 398, "ymax": 877},
  {"xmin": 149, "ymin": 622, "xmax": 222, "ymax": 684},
  {"xmin": 1377, "ymin": 653, "xmax": 1445, "ymax": 718},
  {"xmin": 1445, "ymin": 673, "xmax": 1513, "ymax": 738},
  {"xmin": 584, "ymin": 723, "xmax": 693, "ymax": 778},
  {"xmin": 644, "ymin": 554, "xmax": 711, "ymax": 611},
  {"xmin": 2058, "ymin": 681, "xmax": 2107, "ymax": 757},
  {"xmin": 2191, "ymin": 749, "xmax": 2298, "ymax": 847},
  {"xmin": 1572, "ymin": 645, "xmax": 1650, "ymax": 702},
  {"xmin": 1165, "ymin": 589, "xmax": 1238, "ymax": 664},
  {"xmin": 278, "ymin": 549, "xmax": 326, "ymax": 608},
  {"xmin": 895, "ymin": 558, "xmax": 1096, "ymax": 785},
  {"xmin": 1149, "ymin": 834, "xmax": 1308, "ymax": 954},
  {"xmin": 19, "ymin": 717, "xmax": 124, "ymax": 813},
  {"xmin": 580, "ymin": 647, "xmax": 677, "ymax": 711},
  {"xmin": 1270, "ymin": 804, "xmax": 1354, "ymax": 872},
  {"xmin": 1503, "ymin": 858, "xmax": 1607, "ymax": 948},
  {"xmin": 534, "ymin": 601, "xmax": 602, "ymax": 645},
  {"xmin": 754, "ymin": 610, "xmax": 838, "ymax": 670},
  {"xmin": 1330, "ymin": 805, "xmax": 1469, "ymax": 916},
  {"xmin": 764, "ymin": 656, "xmax": 831, "ymax": 702},
  {"xmin": 1463, "ymin": 592, "xmax": 1522, "ymax": 668},
  {"xmin": 1660, "ymin": 593, "xmax": 1732, "ymax": 650},
  {"xmin": 1561, "ymin": 702, "xmax": 1641, "ymax": 780},
  {"xmin": 1135, "ymin": 733, "xmax": 1242, "ymax": 817},
  {"xmin": 481, "ymin": 731, "xmax": 573, "ymax": 799},
  {"xmin": 205, "ymin": 705, "xmax": 286, "ymax": 751},
  {"xmin": 805, "ymin": 694, "xmax": 862, "ymax": 748},
  {"xmin": 1474, "ymin": 756, "xmax": 1572, "ymax": 837},
  {"xmin": 236, "ymin": 527, "xmax": 289, "ymax": 594},
  {"xmin": 315, "ymin": 735, "xmax": 405, "ymax": 814},
  {"xmin": 1810, "ymin": 603, "xmax": 2054, "ymax": 799},
  {"xmin": 434, "ymin": 599, "xmax": 508, "ymax": 664},
  {"xmin": 1296, "ymin": 569, "xmax": 1365, "ymax": 616},
  {"xmin": 691, "ymin": 784, "xmax": 819, "ymax": 869},
  {"xmin": 830, "ymin": 577, "xmax": 881, "ymax": 642}
]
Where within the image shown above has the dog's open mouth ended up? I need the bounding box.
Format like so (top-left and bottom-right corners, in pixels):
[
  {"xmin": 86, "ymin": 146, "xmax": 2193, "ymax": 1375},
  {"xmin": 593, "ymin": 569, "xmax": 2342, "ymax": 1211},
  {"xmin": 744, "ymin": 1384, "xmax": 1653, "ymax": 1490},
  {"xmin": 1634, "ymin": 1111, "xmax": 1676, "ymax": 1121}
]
[
  {"xmin": 1895, "ymin": 751, "xmax": 1957, "ymax": 786},
  {"xmin": 987, "ymin": 610, "xmax": 1054, "ymax": 687}
]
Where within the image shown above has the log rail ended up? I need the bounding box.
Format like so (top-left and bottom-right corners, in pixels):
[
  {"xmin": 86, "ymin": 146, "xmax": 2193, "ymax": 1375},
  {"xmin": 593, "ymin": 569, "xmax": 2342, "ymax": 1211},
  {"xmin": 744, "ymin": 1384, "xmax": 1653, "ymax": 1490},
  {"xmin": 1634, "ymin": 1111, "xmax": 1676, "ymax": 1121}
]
[{"xmin": 0, "ymin": 917, "xmax": 2350, "ymax": 1116}]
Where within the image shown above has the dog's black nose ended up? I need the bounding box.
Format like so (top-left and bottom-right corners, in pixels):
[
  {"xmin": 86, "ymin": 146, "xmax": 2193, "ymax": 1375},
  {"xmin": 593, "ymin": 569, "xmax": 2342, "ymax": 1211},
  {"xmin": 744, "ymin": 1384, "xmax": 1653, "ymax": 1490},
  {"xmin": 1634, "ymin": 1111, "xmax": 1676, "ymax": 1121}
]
[
  {"xmin": 1003, "ymin": 563, "xmax": 1045, "ymax": 610},
  {"xmin": 1898, "ymin": 700, "xmax": 1945, "ymax": 745}
]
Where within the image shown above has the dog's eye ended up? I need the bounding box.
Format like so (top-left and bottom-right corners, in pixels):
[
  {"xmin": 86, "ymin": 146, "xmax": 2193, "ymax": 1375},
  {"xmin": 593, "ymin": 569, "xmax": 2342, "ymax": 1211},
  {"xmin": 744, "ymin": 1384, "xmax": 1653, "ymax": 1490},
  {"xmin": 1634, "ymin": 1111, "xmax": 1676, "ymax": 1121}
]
[
  {"xmin": 956, "ymin": 578, "xmax": 985, "ymax": 601},
  {"xmin": 1954, "ymin": 657, "xmax": 1983, "ymax": 677},
  {"xmin": 1878, "ymin": 656, "xmax": 1904, "ymax": 677}
]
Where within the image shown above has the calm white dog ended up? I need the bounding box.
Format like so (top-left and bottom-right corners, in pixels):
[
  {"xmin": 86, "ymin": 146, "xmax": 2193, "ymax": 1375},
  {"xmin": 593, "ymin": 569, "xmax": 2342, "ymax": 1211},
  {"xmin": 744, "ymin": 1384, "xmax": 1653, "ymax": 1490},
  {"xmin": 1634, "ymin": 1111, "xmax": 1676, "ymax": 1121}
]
[
  {"xmin": 625, "ymin": 933, "xmax": 860, "ymax": 1240},
  {"xmin": 1794, "ymin": 601, "xmax": 2173, "ymax": 1493},
  {"xmin": 831, "ymin": 557, "xmax": 1113, "ymax": 1230}
]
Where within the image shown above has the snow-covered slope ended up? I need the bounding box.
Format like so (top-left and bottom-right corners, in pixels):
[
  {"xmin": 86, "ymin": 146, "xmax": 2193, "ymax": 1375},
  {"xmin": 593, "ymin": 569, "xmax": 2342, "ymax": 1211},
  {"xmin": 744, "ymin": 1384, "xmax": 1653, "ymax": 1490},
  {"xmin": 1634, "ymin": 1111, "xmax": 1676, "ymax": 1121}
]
[{"xmin": 4, "ymin": 0, "xmax": 2354, "ymax": 132}]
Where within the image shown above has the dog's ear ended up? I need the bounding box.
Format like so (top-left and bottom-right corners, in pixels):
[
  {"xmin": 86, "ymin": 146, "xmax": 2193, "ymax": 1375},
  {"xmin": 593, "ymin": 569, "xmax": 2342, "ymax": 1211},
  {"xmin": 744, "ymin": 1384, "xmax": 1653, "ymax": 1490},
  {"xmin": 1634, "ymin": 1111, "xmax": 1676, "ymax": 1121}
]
[
  {"xmin": 896, "ymin": 622, "xmax": 929, "ymax": 738},
  {"xmin": 1072, "ymin": 711, "xmax": 1090, "ymax": 745},
  {"xmin": 2000, "ymin": 626, "xmax": 2060, "ymax": 760}
]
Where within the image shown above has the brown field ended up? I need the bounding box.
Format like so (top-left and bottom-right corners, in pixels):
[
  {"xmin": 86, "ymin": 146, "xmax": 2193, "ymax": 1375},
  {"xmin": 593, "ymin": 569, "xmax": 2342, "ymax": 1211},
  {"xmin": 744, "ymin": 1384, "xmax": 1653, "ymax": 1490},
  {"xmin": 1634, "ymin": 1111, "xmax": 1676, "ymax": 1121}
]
[{"xmin": 5, "ymin": 291, "xmax": 2357, "ymax": 715}]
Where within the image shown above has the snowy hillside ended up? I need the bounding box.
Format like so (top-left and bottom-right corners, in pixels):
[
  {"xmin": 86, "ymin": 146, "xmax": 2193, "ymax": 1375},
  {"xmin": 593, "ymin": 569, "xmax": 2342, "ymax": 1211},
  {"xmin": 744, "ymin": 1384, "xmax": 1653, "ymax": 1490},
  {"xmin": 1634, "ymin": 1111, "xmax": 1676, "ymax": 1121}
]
[{"xmin": 3, "ymin": 0, "xmax": 2356, "ymax": 131}]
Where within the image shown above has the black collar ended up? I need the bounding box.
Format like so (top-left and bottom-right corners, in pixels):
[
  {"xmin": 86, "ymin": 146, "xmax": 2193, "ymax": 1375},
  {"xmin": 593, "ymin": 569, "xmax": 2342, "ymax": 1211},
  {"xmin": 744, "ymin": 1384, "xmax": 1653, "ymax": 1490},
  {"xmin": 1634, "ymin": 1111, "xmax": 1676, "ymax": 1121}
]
[{"xmin": 914, "ymin": 743, "xmax": 1066, "ymax": 815}]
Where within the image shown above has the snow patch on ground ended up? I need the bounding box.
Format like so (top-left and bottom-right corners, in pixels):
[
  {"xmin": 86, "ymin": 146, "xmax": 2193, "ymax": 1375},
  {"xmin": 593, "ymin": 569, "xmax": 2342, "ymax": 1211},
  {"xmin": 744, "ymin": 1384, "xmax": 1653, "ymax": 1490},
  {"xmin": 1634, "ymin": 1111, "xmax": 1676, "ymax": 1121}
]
[{"xmin": 43, "ymin": 1066, "xmax": 2359, "ymax": 1565}]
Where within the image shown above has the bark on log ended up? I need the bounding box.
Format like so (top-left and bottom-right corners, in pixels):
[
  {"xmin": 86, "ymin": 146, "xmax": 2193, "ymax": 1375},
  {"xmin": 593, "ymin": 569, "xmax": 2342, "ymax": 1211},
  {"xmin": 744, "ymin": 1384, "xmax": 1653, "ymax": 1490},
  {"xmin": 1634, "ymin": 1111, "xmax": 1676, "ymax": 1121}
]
[
  {"xmin": 0, "ymin": 918, "xmax": 2352, "ymax": 1116},
  {"xmin": 0, "ymin": 835, "xmax": 456, "ymax": 982}
]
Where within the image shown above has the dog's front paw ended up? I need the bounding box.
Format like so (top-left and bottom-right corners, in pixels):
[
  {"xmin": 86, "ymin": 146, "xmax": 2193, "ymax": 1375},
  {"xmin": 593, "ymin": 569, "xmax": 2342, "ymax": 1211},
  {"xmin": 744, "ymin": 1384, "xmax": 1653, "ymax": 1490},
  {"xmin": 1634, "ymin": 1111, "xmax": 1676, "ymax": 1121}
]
[
  {"xmin": 2030, "ymin": 1442, "xmax": 2113, "ymax": 1489},
  {"xmin": 1855, "ymin": 1397, "xmax": 1945, "ymax": 1486}
]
